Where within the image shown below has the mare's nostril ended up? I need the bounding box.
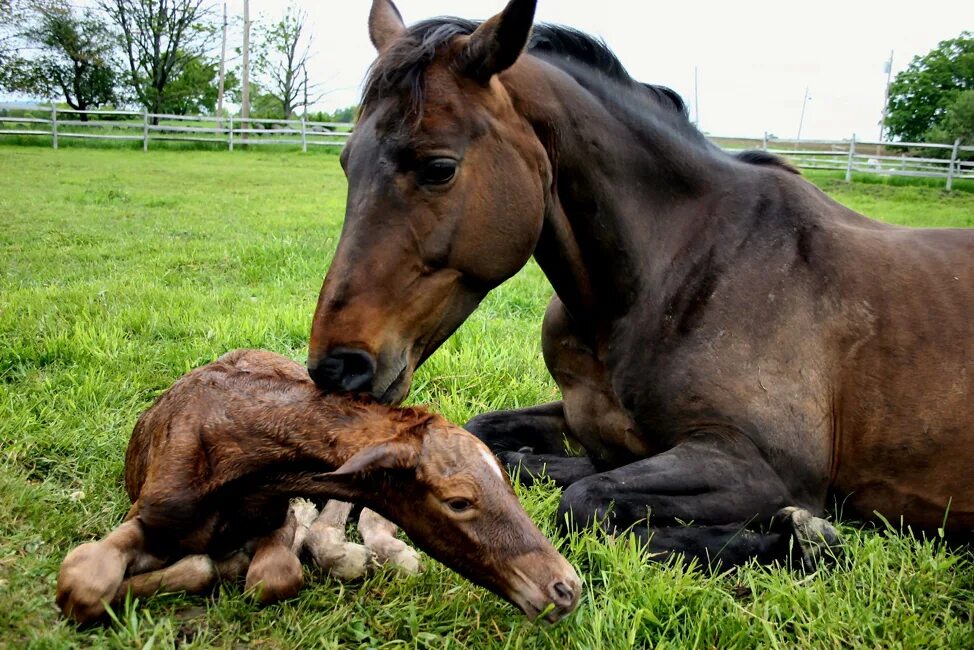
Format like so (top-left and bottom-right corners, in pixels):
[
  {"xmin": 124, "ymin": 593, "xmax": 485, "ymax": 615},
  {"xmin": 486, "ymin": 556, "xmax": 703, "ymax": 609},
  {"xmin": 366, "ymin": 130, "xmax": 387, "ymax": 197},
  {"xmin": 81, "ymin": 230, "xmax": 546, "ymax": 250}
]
[
  {"xmin": 309, "ymin": 347, "xmax": 376, "ymax": 394},
  {"xmin": 549, "ymin": 580, "xmax": 575, "ymax": 607}
]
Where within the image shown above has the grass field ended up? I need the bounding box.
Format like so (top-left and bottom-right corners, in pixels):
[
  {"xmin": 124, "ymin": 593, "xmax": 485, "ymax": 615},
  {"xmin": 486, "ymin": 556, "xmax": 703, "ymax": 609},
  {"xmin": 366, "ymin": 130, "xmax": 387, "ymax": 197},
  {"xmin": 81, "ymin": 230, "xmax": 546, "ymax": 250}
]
[{"xmin": 1, "ymin": 146, "xmax": 973, "ymax": 649}]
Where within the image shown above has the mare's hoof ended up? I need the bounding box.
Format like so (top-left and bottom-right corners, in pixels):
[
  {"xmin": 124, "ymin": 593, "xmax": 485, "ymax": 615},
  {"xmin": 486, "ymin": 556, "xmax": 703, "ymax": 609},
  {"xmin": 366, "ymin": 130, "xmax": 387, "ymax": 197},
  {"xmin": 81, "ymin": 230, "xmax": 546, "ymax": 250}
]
[{"xmin": 772, "ymin": 507, "xmax": 843, "ymax": 571}]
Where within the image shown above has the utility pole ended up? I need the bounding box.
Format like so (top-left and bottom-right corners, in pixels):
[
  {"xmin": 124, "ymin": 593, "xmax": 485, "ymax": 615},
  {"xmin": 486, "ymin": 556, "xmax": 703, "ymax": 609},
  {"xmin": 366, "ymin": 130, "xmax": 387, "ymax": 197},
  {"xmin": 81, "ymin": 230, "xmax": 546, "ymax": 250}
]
[
  {"xmin": 879, "ymin": 50, "xmax": 894, "ymax": 146},
  {"xmin": 302, "ymin": 62, "xmax": 309, "ymax": 119},
  {"xmin": 241, "ymin": 0, "xmax": 251, "ymax": 141},
  {"xmin": 796, "ymin": 86, "xmax": 811, "ymax": 149},
  {"xmin": 693, "ymin": 66, "xmax": 700, "ymax": 128},
  {"xmin": 216, "ymin": 2, "xmax": 228, "ymax": 124}
]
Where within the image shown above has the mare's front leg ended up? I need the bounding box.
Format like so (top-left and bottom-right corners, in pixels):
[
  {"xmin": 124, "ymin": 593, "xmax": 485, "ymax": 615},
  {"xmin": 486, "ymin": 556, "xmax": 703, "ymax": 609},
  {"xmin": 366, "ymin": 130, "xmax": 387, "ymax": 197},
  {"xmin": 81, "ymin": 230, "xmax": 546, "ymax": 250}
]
[
  {"xmin": 558, "ymin": 434, "xmax": 842, "ymax": 569},
  {"xmin": 465, "ymin": 401, "xmax": 598, "ymax": 488}
]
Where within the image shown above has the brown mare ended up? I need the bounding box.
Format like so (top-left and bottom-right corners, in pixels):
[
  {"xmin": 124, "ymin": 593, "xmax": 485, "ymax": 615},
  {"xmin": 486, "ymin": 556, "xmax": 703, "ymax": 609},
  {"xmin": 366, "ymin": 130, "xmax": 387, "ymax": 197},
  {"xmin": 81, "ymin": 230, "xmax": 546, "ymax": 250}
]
[
  {"xmin": 57, "ymin": 350, "xmax": 579, "ymax": 624},
  {"xmin": 307, "ymin": 0, "xmax": 974, "ymax": 567}
]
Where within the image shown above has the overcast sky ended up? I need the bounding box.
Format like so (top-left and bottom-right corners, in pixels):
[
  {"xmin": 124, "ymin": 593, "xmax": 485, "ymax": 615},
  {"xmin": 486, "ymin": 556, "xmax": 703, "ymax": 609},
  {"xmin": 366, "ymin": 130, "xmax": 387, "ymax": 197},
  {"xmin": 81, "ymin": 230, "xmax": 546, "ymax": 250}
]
[
  {"xmin": 249, "ymin": 0, "xmax": 970, "ymax": 141},
  {"xmin": 7, "ymin": 1, "xmax": 970, "ymax": 140}
]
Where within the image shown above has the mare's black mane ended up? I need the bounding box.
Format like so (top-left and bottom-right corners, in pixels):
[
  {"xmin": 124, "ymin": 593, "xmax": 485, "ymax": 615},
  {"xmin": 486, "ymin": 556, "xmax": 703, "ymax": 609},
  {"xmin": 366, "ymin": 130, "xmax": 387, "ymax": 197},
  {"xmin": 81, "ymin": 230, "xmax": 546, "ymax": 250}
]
[
  {"xmin": 362, "ymin": 19, "xmax": 686, "ymax": 118},
  {"xmin": 362, "ymin": 18, "xmax": 794, "ymax": 173}
]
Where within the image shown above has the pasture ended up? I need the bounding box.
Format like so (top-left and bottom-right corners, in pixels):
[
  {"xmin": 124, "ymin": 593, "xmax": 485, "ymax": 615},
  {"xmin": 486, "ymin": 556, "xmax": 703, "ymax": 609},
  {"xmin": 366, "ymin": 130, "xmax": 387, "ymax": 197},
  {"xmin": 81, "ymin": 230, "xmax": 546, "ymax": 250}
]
[{"xmin": 1, "ymin": 146, "xmax": 972, "ymax": 648}]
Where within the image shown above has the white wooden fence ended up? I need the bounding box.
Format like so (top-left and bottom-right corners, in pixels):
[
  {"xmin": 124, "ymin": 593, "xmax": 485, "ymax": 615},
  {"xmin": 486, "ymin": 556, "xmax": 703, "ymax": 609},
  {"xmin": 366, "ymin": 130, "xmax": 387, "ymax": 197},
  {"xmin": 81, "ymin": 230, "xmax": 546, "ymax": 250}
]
[
  {"xmin": 709, "ymin": 134, "xmax": 974, "ymax": 191},
  {"xmin": 0, "ymin": 107, "xmax": 351, "ymax": 151},
  {"xmin": 2, "ymin": 107, "xmax": 973, "ymax": 190}
]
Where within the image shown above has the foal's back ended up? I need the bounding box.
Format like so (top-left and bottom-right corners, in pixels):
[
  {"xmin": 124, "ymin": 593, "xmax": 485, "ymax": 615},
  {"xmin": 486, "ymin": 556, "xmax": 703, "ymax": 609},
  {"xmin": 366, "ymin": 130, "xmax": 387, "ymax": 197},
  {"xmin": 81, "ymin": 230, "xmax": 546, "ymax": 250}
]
[{"xmin": 125, "ymin": 350, "xmax": 317, "ymax": 502}]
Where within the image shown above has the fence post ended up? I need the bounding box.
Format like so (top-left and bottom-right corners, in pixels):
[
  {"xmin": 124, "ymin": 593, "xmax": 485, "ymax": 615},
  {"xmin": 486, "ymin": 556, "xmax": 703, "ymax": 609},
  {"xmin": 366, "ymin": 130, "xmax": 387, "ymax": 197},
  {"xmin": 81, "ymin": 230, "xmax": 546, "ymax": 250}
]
[
  {"xmin": 946, "ymin": 138, "xmax": 961, "ymax": 191},
  {"xmin": 762, "ymin": 131, "xmax": 768, "ymax": 150},
  {"xmin": 142, "ymin": 109, "xmax": 149, "ymax": 151},
  {"xmin": 301, "ymin": 118, "xmax": 307, "ymax": 153},
  {"xmin": 845, "ymin": 134, "xmax": 856, "ymax": 183},
  {"xmin": 229, "ymin": 115, "xmax": 234, "ymax": 151},
  {"xmin": 50, "ymin": 105, "xmax": 58, "ymax": 150}
]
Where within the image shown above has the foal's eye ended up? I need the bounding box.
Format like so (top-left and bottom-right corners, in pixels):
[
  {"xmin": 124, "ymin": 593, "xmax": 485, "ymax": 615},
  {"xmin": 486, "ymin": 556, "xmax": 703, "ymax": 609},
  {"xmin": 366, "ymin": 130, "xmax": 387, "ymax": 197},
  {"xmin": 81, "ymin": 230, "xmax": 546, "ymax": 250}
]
[
  {"xmin": 418, "ymin": 158, "xmax": 458, "ymax": 186},
  {"xmin": 446, "ymin": 497, "xmax": 473, "ymax": 513}
]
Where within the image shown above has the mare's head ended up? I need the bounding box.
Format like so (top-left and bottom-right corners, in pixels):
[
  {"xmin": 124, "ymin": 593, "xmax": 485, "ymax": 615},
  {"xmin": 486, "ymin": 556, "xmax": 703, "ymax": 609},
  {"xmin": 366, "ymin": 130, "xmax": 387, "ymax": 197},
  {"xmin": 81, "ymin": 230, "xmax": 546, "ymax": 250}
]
[
  {"xmin": 308, "ymin": 0, "xmax": 549, "ymax": 402},
  {"xmin": 317, "ymin": 408, "xmax": 581, "ymax": 622}
]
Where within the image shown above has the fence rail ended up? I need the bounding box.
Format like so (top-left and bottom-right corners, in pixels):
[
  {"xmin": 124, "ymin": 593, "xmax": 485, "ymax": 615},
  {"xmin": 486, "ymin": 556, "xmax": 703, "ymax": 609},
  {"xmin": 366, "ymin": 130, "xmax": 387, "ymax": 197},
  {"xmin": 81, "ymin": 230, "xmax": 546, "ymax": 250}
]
[
  {"xmin": 2, "ymin": 107, "xmax": 972, "ymax": 189},
  {"xmin": 0, "ymin": 107, "xmax": 352, "ymax": 152}
]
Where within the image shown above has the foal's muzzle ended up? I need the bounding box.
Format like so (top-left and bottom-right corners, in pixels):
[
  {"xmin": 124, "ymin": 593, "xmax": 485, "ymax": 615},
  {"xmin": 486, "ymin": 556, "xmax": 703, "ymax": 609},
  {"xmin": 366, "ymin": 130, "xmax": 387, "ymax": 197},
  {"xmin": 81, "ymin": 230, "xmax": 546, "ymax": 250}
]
[{"xmin": 308, "ymin": 347, "xmax": 377, "ymax": 394}]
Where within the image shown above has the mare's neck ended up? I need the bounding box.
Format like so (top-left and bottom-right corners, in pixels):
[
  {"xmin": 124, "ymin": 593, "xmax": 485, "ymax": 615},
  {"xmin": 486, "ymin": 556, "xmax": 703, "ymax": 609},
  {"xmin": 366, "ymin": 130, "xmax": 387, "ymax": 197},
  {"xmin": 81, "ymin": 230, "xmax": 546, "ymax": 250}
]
[{"xmin": 505, "ymin": 58, "xmax": 757, "ymax": 340}]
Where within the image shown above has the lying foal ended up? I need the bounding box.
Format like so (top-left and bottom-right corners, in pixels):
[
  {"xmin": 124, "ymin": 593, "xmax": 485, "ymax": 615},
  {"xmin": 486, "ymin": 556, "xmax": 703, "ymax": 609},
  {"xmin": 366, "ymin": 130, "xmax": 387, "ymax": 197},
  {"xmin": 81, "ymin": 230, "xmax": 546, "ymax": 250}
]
[{"xmin": 57, "ymin": 349, "xmax": 580, "ymax": 624}]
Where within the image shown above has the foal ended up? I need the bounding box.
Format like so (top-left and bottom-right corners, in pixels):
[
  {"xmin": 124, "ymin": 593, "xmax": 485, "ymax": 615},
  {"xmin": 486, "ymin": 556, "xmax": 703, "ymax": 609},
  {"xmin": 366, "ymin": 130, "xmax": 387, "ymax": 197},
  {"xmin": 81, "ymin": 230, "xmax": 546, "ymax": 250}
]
[{"xmin": 56, "ymin": 349, "xmax": 580, "ymax": 624}]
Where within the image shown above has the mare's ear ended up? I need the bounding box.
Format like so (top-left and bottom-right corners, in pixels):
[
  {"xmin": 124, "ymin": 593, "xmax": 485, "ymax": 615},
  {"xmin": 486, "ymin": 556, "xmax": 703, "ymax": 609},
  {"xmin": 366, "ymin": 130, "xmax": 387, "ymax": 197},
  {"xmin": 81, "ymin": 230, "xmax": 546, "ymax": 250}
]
[
  {"xmin": 369, "ymin": 0, "xmax": 406, "ymax": 53},
  {"xmin": 331, "ymin": 440, "xmax": 420, "ymax": 477},
  {"xmin": 462, "ymin": 0, "xmax": 538, "ymax": 83}
]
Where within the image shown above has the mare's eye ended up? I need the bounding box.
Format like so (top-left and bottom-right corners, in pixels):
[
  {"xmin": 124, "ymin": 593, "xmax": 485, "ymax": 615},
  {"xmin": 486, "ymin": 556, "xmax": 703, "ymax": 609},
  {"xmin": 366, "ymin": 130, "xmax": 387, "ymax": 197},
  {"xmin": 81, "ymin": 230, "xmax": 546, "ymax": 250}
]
[
  {"xmin": 418, "ymin": 158, "xmax": 458, "ymax": 186},
  {"xmin": 446, "ymin": 497, "xmax": 473, "ymax": 513}
]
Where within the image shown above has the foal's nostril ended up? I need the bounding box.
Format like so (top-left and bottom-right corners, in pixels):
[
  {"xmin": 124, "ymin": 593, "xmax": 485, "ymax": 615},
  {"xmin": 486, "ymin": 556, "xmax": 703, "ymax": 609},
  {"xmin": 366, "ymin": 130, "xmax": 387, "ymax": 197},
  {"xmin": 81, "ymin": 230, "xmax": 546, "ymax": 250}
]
[
  {"xmin": 308, "ymin": 347, "xmax": 376, "ymax": 393},
  {"xmin": 549, "ymin": 580, "xmax": 575, "ymax": 607}
]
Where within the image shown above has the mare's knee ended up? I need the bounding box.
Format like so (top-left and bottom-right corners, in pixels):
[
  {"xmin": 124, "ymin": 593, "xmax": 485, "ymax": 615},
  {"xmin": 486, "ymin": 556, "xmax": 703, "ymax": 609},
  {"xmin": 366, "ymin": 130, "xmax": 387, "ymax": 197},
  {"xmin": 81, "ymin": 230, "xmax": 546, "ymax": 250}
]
[
  {"xmin": 557, "ymin": 475, "xmax": 616, "ymax": 533},
  {"xmin": 464, "ymin": 411, "xmax": 525, "ymax": 453}
]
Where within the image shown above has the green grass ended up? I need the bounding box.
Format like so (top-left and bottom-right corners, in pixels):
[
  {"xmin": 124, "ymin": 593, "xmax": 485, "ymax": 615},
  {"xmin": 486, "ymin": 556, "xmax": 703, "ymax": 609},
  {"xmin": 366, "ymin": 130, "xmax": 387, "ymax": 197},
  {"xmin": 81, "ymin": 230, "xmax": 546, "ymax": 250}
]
[{"xmin": 1, "ymin": 146, "xmax": 973, "ymax": 649}]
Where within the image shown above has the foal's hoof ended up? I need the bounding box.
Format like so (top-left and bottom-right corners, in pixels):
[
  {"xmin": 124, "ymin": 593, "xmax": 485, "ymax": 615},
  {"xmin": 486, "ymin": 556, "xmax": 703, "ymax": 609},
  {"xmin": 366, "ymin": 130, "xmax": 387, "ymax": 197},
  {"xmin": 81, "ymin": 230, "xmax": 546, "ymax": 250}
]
[
  {"xmin": 772, "ymin": 507, "xmax": 843, "ymax": 571},
  {"xmin": 305, "ymin": 526, "xmax": 375, "ymax": 581},
  {"xmin": 245, "ymin": 549, "xmax": 304, "ymax": 605},
  {"xmin": 56, "ymin": 542, "xmax": 127, "ymax": 625}
]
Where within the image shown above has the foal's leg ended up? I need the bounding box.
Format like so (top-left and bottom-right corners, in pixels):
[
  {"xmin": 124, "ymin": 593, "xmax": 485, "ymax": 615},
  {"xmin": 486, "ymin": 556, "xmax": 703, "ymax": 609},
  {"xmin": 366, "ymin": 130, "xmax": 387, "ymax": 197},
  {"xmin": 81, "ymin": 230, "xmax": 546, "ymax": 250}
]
[
  {"xmin": 557, "ymin": 435, "xmax": 841, "ymax": 569},
  {"xmin": 57, "ymin": 519, "xmax": 150, "ymax": 624},
  {"xmin": 113, "ymin": 503, "xmax": 321, "ymax": 606},
  {"xmin": 358, "ymin": 508, "xmax": 421, "ymax": 574},
  {"xmin": 304, "ymin": 500, "xmax": 374, "ymax": 580},
  {"xmin": 245, "ymin": 507, "xmax": 305, "ymax": 604}
]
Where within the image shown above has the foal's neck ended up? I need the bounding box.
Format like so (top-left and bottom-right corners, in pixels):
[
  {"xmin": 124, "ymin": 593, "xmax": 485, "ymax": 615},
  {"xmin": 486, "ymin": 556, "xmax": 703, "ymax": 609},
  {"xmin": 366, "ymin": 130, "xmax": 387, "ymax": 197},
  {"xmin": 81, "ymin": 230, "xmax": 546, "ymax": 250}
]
[
  {"xmin": 505, "ymin": 58, "xmax": 761, "ymax": 337},
  {"xmin": 277, "ymin": 395, "xmax": 407, "ymax": 465}
]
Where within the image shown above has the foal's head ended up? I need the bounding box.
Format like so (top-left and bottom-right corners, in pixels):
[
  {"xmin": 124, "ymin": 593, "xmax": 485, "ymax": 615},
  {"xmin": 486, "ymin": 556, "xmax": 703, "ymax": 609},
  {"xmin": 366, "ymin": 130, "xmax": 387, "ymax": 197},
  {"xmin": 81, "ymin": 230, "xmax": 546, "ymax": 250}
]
[
  {"xmin": 317, "ymin": 409, "xmax": 581, "ymax": 622},
  {"xmin": 308, "ymin": 0, "xmax": 548, "ymax": 402}
]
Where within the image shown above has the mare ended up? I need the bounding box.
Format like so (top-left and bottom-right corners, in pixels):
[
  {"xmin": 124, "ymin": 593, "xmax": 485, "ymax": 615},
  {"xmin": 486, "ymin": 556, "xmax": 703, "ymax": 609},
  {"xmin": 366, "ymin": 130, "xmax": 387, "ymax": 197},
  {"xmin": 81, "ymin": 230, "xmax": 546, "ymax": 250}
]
[{"xmin": 307, "ymin": 0, "xmax": 974, "ymax": 566}]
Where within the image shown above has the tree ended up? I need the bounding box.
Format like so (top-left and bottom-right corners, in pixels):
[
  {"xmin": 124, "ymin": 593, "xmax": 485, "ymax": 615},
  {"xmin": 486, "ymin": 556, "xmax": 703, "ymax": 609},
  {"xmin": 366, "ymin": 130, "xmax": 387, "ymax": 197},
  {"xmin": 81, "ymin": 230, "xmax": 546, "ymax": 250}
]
[
  {"xmin": 886, "ymin": 32, "xmax": 974, "ymax": 142},
  {"xmin": 254, "ymin": 5, "xmax": 319, "ymax": 119},
  {"xmin": 925, "ymin": 90, "xmax": 974, "ymax": 144},
  {"xmin": 159, "ymin": 54, "xmax": 237, "ymax": 115},
  {"xmin": 101, "ymin": 0, "xmax": 213, "ymax": 122},
  {"xmin": 0, "ymin": 1, "xmax": 118, "ymax": 118}
]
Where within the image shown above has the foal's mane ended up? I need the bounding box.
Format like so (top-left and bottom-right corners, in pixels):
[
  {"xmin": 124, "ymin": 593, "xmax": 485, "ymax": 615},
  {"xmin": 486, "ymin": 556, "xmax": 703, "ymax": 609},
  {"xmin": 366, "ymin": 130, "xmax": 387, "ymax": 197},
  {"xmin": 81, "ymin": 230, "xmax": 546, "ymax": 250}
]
[{"xmin": 362, "ymin": 17, "xmax": 795, "ymax": 174}]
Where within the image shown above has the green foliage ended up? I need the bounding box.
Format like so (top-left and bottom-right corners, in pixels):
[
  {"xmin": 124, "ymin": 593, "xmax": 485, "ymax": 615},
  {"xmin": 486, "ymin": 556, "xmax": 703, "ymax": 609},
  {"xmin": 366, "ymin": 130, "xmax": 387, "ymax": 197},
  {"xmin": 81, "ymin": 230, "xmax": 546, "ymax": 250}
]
[
  {"xmin": 308, "ymin": 105, "xmax": 359, "ymax": 123},
  {"xmin": 159, "ymin": 55, "xmax": 238, "ymax": 116},
  {"xmin": 1, "ymin": 149, "xmax": 973, "ymax": 647},
  {"xmin": 253, "ymin": 4, "xmax": 313, "ymax": 119},
  {"xmin": 925, "ymin": 90, "xmax": 974, "ymax": 144},
  {"xmin": 886, "ymin": 32, "xmax": 974, "ymax": 142},
  {"xmin": 101, "ymin": 0, "xmax": 214, "ymax": 118},
  {"xmin": 0, "ymin": 1, "xmax": 118, "ymax": 114}
]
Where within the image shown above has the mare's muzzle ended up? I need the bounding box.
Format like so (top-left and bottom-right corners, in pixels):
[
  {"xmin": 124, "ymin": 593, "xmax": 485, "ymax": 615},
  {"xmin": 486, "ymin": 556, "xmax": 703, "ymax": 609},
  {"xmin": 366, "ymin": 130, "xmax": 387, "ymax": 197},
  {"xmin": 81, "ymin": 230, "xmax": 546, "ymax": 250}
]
[{"xmin": 308, "ymin": 347, "xmax": 377, "ymax": 394}]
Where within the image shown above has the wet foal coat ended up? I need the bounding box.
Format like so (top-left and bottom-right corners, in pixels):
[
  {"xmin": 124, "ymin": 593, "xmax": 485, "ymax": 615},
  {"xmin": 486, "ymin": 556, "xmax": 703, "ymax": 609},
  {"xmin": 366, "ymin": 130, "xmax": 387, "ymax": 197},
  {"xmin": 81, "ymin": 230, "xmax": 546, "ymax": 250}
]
[
  {"xmin": 307, "ymin": 0, "xmax": 974, "ymax": 566},
  {"xmin": 57, "ymin": 350, "xmax": 580, "ymax": 623}
]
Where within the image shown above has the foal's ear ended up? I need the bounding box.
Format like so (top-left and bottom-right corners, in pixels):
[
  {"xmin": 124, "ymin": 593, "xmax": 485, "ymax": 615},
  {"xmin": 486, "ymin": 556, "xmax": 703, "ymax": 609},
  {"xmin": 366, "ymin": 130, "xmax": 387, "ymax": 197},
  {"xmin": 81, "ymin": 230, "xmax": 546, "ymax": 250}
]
[
  {"xmin": 369, "ymin": 0, "xmax": 406, "ymax": 53},
  {"xmin": 330, "ymin": 440, "xmax": 420, "ymax": 477},
  {"xmin": 462, "ymin": 0, "xmax": 538, "ymax": 82}
]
